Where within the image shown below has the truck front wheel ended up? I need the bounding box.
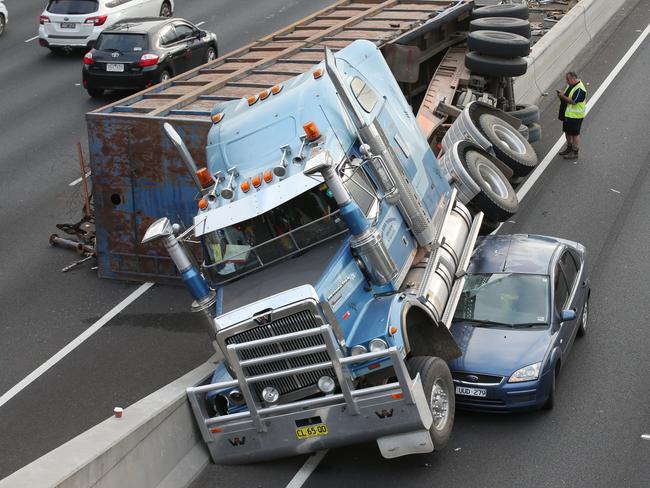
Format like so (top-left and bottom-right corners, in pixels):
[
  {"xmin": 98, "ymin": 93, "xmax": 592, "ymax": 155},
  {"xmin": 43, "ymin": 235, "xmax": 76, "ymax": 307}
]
[{"xmin": 407, "ymin": 356, "xmax": 455, "ymax": 449}]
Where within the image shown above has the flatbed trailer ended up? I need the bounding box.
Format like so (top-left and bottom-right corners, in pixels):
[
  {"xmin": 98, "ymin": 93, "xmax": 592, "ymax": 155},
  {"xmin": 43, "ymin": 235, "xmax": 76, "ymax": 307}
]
[{"xmin": 87, "ymin": 0, "xmax": 474, "ymax": 283}]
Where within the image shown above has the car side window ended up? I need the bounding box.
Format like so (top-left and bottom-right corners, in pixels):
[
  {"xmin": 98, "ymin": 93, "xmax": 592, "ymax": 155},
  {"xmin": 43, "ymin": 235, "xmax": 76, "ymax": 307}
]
[
  {"xmin": 174, "ymin": 24, "xmax": 195, "ymax": 41},
  {"xmin": 559, "ymin": 251, "xmax": 578, "ymax": 292},
  {"xmin": 553, "ymin": 263, "xmax": 570, "ymax": 311},
  {"xmin": 159, "ymin": 25, "xmax": 176, "ymax": 46}
]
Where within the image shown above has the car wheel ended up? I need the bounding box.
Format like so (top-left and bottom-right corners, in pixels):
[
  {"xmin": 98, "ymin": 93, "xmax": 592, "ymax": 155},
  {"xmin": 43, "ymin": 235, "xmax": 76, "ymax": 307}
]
[
  {"xmin": 467, "ymin": 31, "xmax": 530, "ymax": 58},
  {"xmin": 577, "ymin": 298, "xmax": 589, "ymax": 337},
  {"xmin": 465, "ymin": 51, "xmax": 528, "ymax": 78},
  {"xmin": 464, "ymin": 147, "xmax": 518, "ymax": 222},
  {"xmin": 0, "ymin": 14, "xmax": 6, "ymax": 37},
  {"xmin": 159, "ymin": 1, "xmax": 172, "ymax": 17},
  {"xmin": 205, "ymin": 46, "xmax": 217, "ymax": 64},
  {"xmin": 470, "ymin": 17, "xmax": 531, "ymax": 39},
  {"xmin": 542, "ymin": 364, "xmax": 558, "ymax": 411},
  {"xmin": 406, "ymin": 356, "xmax": 455, "ymax": 449},
  {"xmin": 472, "ymin": 4, "xmax": 530, "ymax": 21},
  {"xmin": 87, "ymin": 88, "xmax": 105, "ymax": 98},
  {"xmin": 158, "ymin": 70, "xmax": 171, "ymax": 84},
  {"xmin": 477, "ymin": 113, "xmax": 539, "ymax": 177}
]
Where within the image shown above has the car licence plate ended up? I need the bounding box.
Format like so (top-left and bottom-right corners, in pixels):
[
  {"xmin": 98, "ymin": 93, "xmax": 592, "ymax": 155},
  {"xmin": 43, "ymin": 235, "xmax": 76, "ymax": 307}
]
[
  {"xmin": 106, "ymin": 64, "xmax": 125, "ymax": 72},
  {"xmin": 296, "ymin": 423, "xmax": 328, "ymax": 440},
  {"xmin": 456, "ymin": 386, "xmax": 487, "ymax": 397},
  {"xmin": 60, "ymin": 22, "xmax": 76, "ymax": 29}
]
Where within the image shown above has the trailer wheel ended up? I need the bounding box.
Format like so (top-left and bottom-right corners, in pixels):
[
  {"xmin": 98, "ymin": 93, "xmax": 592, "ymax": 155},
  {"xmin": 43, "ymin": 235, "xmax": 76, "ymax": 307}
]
[
  {"xmin": 465, "ymin": 51, "xmax": 528, "ymax": 78},
  {"xmin": 470, "ymin": 17, "xmax": 531, "ymax": 39},
  {"xmin": 527, "ymin": 122, "xmax": 541, "ymax": 143},
  {"xmin": 472, "ymin": 4, "xmax": 529, "ymax": 20},
  {"xmin": 478, "ymin": 113, "xmax": 538, "ymax": 177},
  {"xmin": 464, "ymin": 148, "xmax": 518, "ymax": 221},
  {"xmin": 407, "ymin": 356, "xmax": 455, "ymax": 449},
  {"xmin": 508, "ymin": 104, "xmax": 540, "ymax": 126},
  {"xmin": 468, "ymin": 30, "xmax": 530, "ymax": 57}
]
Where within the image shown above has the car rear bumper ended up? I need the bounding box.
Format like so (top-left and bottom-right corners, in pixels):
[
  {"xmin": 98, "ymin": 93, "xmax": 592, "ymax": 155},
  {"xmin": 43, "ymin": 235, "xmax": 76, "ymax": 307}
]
[
  {"xmin": 39, "ymin": 25, "xmax": 99, "ymax": 48},
  {"xmin": 453, "ymin": 369, "xmax": 553, "ymax": 412},
  {"xmin": 83, "ymin": 68, "xmax": 160, "ymax": 91}
]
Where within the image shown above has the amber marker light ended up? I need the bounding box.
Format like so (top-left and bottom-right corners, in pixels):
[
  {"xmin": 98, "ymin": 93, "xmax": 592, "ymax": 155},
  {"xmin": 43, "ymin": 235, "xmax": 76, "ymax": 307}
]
[
  {"xmin": 313, "ymin": 68, "xmax": 323, "ymax": 79},
  {"xmin": 389, "ymin": 326, "xmax": 398, "ymax": 335},
  {"xmin": 391, "ymin": 393, "xmax": 404, "ymax": 399},
  {"xmin": 198, "ymin": 198, "xmax": 208, "ymax": 210},
  {"xmin": 211, "ymin": 112, "xmax": 224, "ymax": 124},
  {"xmin": 259, "ymin": 89, "xmax": 270, "ymax": 100},
  {"xmin": 303, "ymin": 121, "xmax": 321, "ymax": 142},
  {"xmin": 263, "ymin": 169, "xmax": 273, "ymax": 183},
  {"xmin": 271, "ymin": 85, "xmax": 283, "ymax": 95},
  {"xmin": 240, "ymin": 180, "xmax": 251, "ymax": 193},
  {"xmin": 210, "ymin": 427, "xmax": 222, "ymax": 433},
  {"xmin": 368, "ymin": 363, "xmax": 381, "ymax": 370},
  {"xmin": 251, "ymin": 174, "xmax": 262, "ymax": 188},
  {"xmin": 247, "ymin": 95, "xmax": 258, "ymax": 106},
  {"xmin": 196, "ymin": 168, "xmax": 215, "ymax": 188}
]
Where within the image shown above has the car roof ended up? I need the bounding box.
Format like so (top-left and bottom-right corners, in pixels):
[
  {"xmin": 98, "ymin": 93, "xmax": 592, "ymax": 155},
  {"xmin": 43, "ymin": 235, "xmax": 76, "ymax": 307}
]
[
  {"xmin": 467, "ymin": 234, "xmax": 564, "ymax": 275},
  {"xmin": 104, "ymin": 17, "xmax": 174, "ymax": 34}
]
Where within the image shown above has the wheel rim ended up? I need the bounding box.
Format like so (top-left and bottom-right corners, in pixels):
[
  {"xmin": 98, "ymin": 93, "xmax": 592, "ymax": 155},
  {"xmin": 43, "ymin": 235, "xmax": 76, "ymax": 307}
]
[
  {"xmin": 160, "ymin": 4, "xmax": 171, "ymax": 16},
  {"xmin": 208, "ymin": 49, "xmax": 216, "ymax": 61},
  {"xmin": 161, "ymin": 72, "xmax": 170, "ymax": 82},
  {"xmin": 581, "ymin": 301, "xmax": 588, "ymax": 330},
  {"xmin": 0, "ymin": 19, "xmax": 4, "ymax": 35},
  {"xmin": 493, "ymin": 123, "xmax": 527, "ymax": 155},
  {"xmin": 475, "ymin": 156, "xmax": 510, "ymax": 198},
  {"xmin": 430, "ymin": 379, "xmax": 450, "ymax": 431}
]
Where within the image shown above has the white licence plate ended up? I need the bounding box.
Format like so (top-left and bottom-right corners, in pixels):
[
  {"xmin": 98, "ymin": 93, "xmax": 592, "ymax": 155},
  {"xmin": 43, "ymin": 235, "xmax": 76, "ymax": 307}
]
[
  {"xmin": 106, "ymin": 64, "xmax": 125, "ymax": 73},
  {"xmin": 60, "ymin": 22, "xmax": 76, "ymax": 29},
  {"xmin": 456, "ymin": 386, "xmax": 487, "ymax": 397}
]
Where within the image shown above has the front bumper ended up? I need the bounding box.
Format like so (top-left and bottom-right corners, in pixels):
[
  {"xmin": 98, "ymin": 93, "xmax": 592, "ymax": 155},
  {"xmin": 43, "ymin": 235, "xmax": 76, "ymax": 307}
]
[{"xmin": 187, "ymin": 326, "xmax": 435, "ymax": 464}]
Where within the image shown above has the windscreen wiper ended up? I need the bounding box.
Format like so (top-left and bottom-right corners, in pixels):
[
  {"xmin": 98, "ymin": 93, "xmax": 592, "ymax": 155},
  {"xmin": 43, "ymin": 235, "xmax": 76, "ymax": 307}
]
[{"xmin": 452, "ymin": 318, "xmax": 514, "ymax": 328}]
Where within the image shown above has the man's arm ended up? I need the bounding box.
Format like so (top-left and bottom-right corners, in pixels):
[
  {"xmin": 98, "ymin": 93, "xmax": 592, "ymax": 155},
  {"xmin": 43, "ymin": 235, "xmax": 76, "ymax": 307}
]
[{"xmin": 558, "ymin": 87, "xmax": 585, "ymax": 105}]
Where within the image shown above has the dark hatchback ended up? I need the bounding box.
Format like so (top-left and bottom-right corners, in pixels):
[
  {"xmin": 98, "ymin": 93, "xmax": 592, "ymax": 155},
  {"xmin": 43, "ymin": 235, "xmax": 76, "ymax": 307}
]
[{"xmin": 82, "ymin": 17, "xmax": 218, "ymax": 97}]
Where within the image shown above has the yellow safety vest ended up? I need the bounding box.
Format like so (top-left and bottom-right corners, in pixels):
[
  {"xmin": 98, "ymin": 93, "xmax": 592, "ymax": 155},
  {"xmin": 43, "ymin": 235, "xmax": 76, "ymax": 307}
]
[{"xmin": 564, "ymin": 81, "xmax": 587, "ymax": 119}]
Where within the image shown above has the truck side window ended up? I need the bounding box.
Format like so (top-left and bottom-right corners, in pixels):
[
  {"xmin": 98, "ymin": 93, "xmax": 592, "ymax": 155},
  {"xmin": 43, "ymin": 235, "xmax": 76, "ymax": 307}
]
[{"xmin": 350, "ymin": 77, "xmax": 378, "ymax": 113}]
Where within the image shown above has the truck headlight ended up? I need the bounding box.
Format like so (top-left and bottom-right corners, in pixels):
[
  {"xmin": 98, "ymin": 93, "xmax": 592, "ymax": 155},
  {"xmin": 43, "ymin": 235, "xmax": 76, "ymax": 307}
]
[
  {"xmin": 318, "ymin": 375, "xmax": 336, "ymax": 393},
  {"xmin": 262, "ymin": 386, "xmax": 280, "ymax": 403},
  {"xmin": 351, "ymin": 345, "xmax": 367, "ymax": 356},
  {"xmin": 369, "ymin": 338, "xmax": 388, "ymax": 352},
  {"xmin": 508, "ymin": 362, "xmax": 541, "ymax": 383}
]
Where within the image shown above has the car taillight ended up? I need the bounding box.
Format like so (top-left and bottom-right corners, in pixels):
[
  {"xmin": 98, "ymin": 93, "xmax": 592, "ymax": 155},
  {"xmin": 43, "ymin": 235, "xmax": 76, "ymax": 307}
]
[
  {"xmin": 84, "ymin": 51, "xmax": 93, "ymax": 65},
  {"xmin": 39, "ymin": 15, "xmax": 50, "ymax": 24},
  {"xmin": 139, "ymin": 53, "xmax": 160, "ymax": 67},
  {"xmin": 85, "ymin": 15, "xmax": 108, "ymax": 26}
]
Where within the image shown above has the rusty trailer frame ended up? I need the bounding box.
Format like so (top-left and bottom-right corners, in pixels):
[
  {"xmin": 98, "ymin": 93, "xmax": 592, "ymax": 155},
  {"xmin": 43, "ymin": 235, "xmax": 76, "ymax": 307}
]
[{"xmin": 87, "ymin": 0, "xmax": 473, "ymax": 283}]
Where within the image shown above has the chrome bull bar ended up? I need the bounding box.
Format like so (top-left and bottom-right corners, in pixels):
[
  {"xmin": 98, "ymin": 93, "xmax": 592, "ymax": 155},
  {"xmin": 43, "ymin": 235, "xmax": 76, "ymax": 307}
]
[{"xmin": 186, "ymin": 324, "xmax": 417, "ymax": 443}]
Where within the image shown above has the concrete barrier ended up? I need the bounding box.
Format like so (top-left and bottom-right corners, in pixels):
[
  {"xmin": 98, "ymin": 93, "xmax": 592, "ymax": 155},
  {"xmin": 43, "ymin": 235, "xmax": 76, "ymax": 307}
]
[
  {"xmin": 514, "ymin": 0, "xmax": 630, "ymax": 105},
  {"xmin": 0, "ymin": 359, "xmax": 216, "ymax": 488}
]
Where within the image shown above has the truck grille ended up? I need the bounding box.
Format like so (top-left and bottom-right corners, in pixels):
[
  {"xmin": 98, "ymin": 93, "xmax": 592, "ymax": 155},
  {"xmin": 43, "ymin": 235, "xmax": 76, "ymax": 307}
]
[{"xmin": 224, "ymin": 310, "xmax": 336, "ymax": 402}]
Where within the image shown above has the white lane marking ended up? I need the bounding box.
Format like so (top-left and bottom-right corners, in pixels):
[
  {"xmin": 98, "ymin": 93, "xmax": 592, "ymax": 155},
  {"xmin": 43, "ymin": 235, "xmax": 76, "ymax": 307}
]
[
  {"xmin": 285, "ymin": 450, "xmax": 329, "ymax": 488},
  {"xmin": 515, "ymin": 23, "xmax": 650, "ymax": 203},
  {"xmin": 610, "ymin": 188, "xmax": 621, "ymax": 194},
  {"xmin": 195, "ymin": 21, "xmax": 206, "ymax": 27},
  {"xmin": 69, "ymin": 172, "xmax": 91, "ymax": 186},
  {"xmin": 0, "ymin": 282, "xmax": 154, "ymax": 409},
  {"xmin": 25, "ymin": 35, "xmax": 39, "ymax": 43}
]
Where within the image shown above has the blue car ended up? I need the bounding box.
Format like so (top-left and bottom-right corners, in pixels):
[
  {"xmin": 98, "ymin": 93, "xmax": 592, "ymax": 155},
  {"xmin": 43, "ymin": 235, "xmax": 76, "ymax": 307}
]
[{"xmin": 449, "ymin": 234, "xmax": 590, "ymax": 411}]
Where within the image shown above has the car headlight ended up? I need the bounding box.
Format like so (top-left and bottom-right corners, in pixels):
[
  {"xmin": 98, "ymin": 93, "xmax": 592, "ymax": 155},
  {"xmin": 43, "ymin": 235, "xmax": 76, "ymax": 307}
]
[
  {"xmin": 369, "ymin": 338, "xmax": 388, "ymax": 352},
  {"xmin": 508, "ymin": 362, "xmax": 542, "ymax": 383}
]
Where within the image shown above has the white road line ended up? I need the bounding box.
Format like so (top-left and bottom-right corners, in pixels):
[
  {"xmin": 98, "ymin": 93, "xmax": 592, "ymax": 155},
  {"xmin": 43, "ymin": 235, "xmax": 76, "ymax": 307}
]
[
  {"xmin": 195, "ymin": 21, "xmax": 206, "ymax": 27},
  {"xmin": 286, "ymin": 450, "xmax": 329, "ymax": 488},
  {"xmin": 24, "ymin": 35, "xmax": 39, "ymax": 43},
  {"xmin": 287, "ymin": 23, "xmax": 650, "ymax": 487},
  {"xmin": 69, "ymin": 172, "xmax": 91, "ymax": 187},
  {"xmin": 0, "ymin": 282, "xmax": 154, "ymax": 409}
]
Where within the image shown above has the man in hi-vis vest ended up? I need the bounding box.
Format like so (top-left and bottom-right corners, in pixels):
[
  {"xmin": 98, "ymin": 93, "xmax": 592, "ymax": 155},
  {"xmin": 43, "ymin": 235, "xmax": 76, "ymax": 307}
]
[{"xmin": 556, "ymin": 71, "xmax": 587, "ymax": 160}]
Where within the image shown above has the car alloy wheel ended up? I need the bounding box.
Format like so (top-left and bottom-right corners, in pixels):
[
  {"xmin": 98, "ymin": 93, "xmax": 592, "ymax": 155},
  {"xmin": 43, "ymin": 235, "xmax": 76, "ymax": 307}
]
[
  {"xmin": 206, "ymin": 47, "xmax": 216, "ymax": 63},
  {"xmin": 160, "ymin": 2, "xmax": 172, "ymax": 17},
  {"xmin": 159, "ymin": 71, "xmax": 171, "ymax": 83}
]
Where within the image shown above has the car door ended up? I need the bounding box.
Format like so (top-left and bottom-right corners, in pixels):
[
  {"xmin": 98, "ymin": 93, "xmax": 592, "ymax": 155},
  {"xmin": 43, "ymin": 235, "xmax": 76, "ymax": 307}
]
[
  {"xmin": 173, "ymin": 22, "xmax": 203, "ymax": 68},
  {"xmin": 553, "ymin": 260, "xmax": 573, "ymax": 356},
  {"xmin": 159, "ymin": 24, "xmax": 189, "ymax": 74},
  {"xmin": 559, "ymin": 250, "xmax": 583, "ymax": 352}
]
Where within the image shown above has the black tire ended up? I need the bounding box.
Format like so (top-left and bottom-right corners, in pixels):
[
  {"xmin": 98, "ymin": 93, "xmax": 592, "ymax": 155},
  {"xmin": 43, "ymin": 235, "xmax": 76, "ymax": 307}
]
[
  {"xmin": 527, "ymin": 122, "xmax": 541, "ymax": 143},
  {"xmin": 406, "ymin": 356, "xmax": 455, "ymax": 449},
  {"xmin": 159, "ymin": 1, "xmax": 172, "ymax": 17},
  {"xmin": 205, "ymin": 46, "xmax": 217, "ymax": 64},
  {"xmin": 543, "ymin": 364, "xmax": 558, "ymax": 411},
  {"xmin": 465, "ymin": 51, "xmax": 527, "ymax": 77},
  {"xmin": 508, "ymin": 104, "xmax": 540, "ymax": 125},
  {"xmin": 517, "ymin": 123, "xmax": 529, "ymax": 141},
  {"xmin": 468, "ymin": 30, "xmax": 530, "ymax": 57},
  {"xmin": 0, "ymin": 14, "xmax": 6, "ymax": 37},
  {"xmin": 470, "ymin": 17, "xmax": 531, "ymax": 39},
  {"xmin": 577, "ymin": 298, "xmax": 589, "ymax": 337},
  {"xmin": 464, "ymin": 147, "xmax": 518, "ymax": 221},
  {"xmin": 87, "ymin": 88, "xmax": 105, "ymax": 98},
  {"xmin": 472, "ymin": 4, "xmax": 529, "ymax": 20},
  {"xmin": 477, "ymin": 113, "xmax": 538, "ymax": 177},
  {"xmin": 158, "ymin": 69, "xmax": 171, "ymax": 84}
]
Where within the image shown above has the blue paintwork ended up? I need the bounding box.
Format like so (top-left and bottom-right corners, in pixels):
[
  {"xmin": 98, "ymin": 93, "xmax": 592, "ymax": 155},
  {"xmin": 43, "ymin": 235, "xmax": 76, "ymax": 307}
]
[
  {"xmin": 339, "ymin": 201, "xmax": 370, "ymax": 236},
  {"xmin": 181, "ymin": 266, "xmax": 210, "ymax": 301},
  {"xmin": 448, "ymin": 234, "xmax": 590, "ymax": 412}
]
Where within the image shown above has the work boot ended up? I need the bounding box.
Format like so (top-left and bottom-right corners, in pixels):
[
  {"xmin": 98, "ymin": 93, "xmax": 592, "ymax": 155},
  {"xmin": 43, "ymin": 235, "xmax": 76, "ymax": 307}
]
[
  {"xmin": 559, "ymin": 144, "xmax": 573, "ymax": 156},
  {"xmin": 564, "ymin": 148, "xmax": 579, "ymax": 160}
]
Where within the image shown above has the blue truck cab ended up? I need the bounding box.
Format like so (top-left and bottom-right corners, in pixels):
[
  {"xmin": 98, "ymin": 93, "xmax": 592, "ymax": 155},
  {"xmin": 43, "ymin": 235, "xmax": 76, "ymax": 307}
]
[{"xmin": 143, "ymin": 40, "xmax": 487, "ymax": 463}]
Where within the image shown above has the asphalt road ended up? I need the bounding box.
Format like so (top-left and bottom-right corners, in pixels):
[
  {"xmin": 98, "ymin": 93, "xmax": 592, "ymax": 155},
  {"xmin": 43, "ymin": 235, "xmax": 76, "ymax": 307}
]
[
  {"xmin": 0, "ymin": 0, "xmax": 335, "ymax": 479},
  {"xmin": 1, "ymin": 0, "xmax": 649, "ymax": 487}
]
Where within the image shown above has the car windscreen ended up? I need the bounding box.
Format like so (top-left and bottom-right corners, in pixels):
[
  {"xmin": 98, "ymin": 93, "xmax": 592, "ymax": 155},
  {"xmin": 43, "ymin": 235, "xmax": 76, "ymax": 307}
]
[
  {"xmin": 46, "ymin": 0, "xmax": 99, "ymax": 14},
  {"xmin": 95, "ymin": 33, "xmax": 148, "ymax": 52},
  {"xmin": 454, "ymin": 273, "xmax": 550, "ymax": 326}
]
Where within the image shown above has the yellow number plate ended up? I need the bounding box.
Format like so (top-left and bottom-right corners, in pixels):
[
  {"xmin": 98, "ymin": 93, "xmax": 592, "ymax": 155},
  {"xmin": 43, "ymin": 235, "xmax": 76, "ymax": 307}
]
[{"xmin": 295, "ymin": 423, "xmax": 329, "ymax": 440}]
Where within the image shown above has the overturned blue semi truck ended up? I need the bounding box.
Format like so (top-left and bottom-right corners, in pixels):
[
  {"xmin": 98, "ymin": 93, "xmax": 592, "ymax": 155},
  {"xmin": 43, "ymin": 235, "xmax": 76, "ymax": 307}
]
[{"xmin": 141, "ymin": 39, "xmax": 537, "ymax": 462}]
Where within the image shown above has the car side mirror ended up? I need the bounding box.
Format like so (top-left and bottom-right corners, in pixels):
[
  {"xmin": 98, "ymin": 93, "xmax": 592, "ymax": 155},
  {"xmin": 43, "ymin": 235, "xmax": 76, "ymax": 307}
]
[
  {"xmin": 199, "ymin": 30, "xmax": 207, "ymax": 38},
  {"xmin": 561, "ymin": 309, "xmax": 576, "ymax": 321}
]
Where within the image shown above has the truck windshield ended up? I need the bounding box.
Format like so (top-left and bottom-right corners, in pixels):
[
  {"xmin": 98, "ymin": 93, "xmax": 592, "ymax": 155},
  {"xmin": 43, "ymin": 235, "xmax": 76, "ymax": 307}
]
[
  {"xmin": 202, "ymin": 184, "xmax": 347, "ymax": 284},
  {"xmin": 453, "ymin": 273, "xmax": 550, "ymax": 326}
]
